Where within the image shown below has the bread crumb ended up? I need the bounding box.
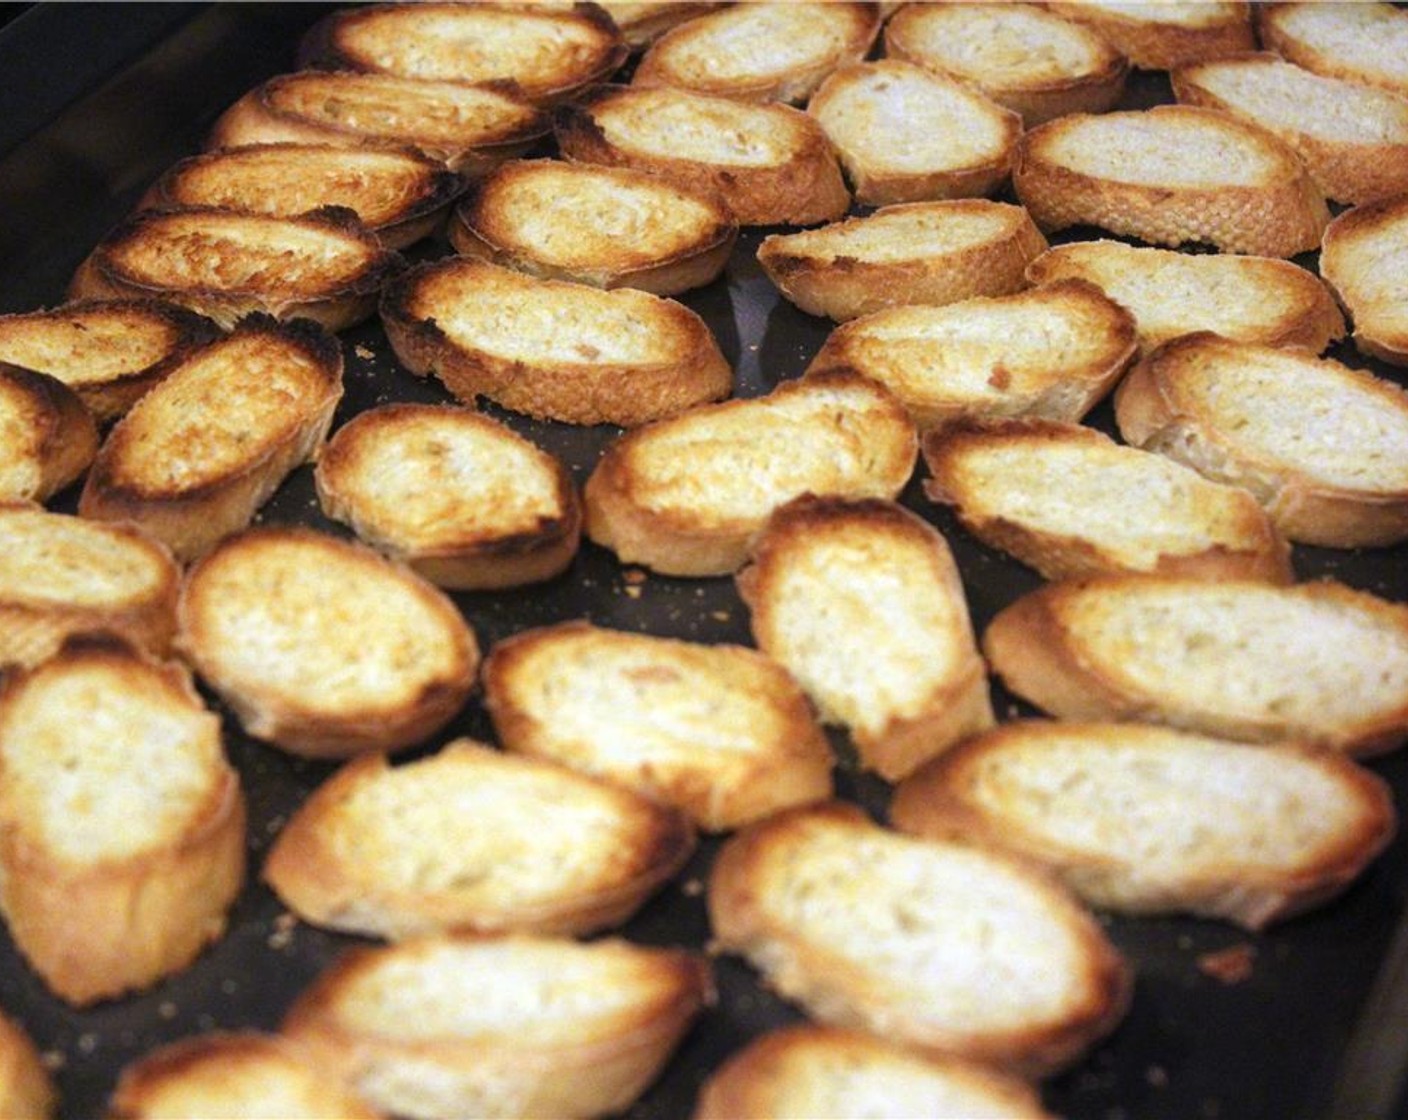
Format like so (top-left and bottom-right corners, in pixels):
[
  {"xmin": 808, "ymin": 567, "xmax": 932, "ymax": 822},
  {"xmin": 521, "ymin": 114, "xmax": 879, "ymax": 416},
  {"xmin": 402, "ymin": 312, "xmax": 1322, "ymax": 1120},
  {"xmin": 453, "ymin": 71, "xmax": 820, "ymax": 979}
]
[
  {"xmin": 1146, "ymin": 1065, "xmax": 1169, "ymax": 1088},
  {"xmin": 710, "ymin": 610, "xmax": 730, "ymax": 622},
  {"xmin": 41, "ymin": 1050, "xmax": 65, "ymax": 1072},
  {"xmin": 355, "ymin": 344, "xmax": 376, "ymax": 360},
  {"xmin": 76, "ymin": 1033, "xmax": 98, "ymax": 1056},
  {"xmin": 624, "ymin": 585, "xmax": 642, "ymax": 599},
  {"xmin": 623, "ymin": 568, "xmax": 647, "ymax": 585},
  {"xmin": 158, "ymin": 1001, "xmax": 178, "ymax": 1020},
  {"xmin": 1197, "ymin": 943, "xmax": 1256, "ymax": 984},
  {"xmin": 681, "ymin": 877, "xmax": 703, "ymax": 897},
  {"xmin": 268, "ymin": 911, "xmax": 297, "ymax": 950}
]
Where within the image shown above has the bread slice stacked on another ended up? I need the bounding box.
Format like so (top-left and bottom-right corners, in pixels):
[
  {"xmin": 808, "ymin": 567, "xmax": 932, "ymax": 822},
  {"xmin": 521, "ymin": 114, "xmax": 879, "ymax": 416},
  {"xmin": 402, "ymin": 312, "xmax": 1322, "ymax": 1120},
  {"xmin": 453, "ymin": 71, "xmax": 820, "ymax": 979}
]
[
  {"xmin": 1319, "ymin": 193, "xmax": 1408, "ymax": 368},
  {"xmin": 758, "ymin": 199, "xmax": 1049, "ymax": 322},
  {"xmin": 0, "ymin": 364, "xmax": 98, "ymax": 505},
  {"xmin": 0, "ymin": 635, "xmax": 245, "ymax": 1006},
  {"xmin": 281, "ymin": 934, "xmax": 712, "ymax": 1120},
  {"xmin": 983, "ymin": 574, "xmax": 1408, "ymax": 757},
  {"xmin": 1257, "ymin": 2, "xmax": 1408, "ymax": 99},
  {"xmin": 597, "ymin": 2, "xmax": 724, "ymax": 52},
  {"xmin": 1043, "ymin": 1, "xmax": 1255, "ymax": 72}
]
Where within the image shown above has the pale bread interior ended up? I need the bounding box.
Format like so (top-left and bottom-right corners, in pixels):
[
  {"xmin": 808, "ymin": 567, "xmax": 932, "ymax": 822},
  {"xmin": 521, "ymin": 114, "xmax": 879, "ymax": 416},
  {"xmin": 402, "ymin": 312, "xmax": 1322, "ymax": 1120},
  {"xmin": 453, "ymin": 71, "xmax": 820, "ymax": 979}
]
[
  {"xmin": 772, "ymin": 204, "xmax": 1019, "ymax": 264},
  {"xmin": 0, "ymin": 385, "xmax": 46, "ymax": 499},
  {"xmin": 594, "ymin": 90, "xmax": 806, "ymax": 167},
  {"xmin": 0, "ymin": 509, "xmax": 169, "ymax": 609},
  {"xmin": 1268, "ymin": 2, "xmax": 1408, "ymax": 90},
  {"xmin": 0, "ymin": 309, "xmax": 179, "ymax": 386},
  {"xmin": 647, "ymin": 3, "xmax": 864, "ymax": 84}
]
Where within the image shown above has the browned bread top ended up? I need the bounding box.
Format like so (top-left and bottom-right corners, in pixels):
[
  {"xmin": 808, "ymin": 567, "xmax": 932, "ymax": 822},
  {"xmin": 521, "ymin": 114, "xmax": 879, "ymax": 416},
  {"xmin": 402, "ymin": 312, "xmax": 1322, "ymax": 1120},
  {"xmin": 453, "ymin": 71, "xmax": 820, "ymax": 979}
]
[
  {"xmin": 1319, "ymin": 193, "xmax": 1408, "ymax": 368},
  {"xmin": 597, "ymin": 2, "xmax": 726, "ymax": 50},
  {"xmin": 1043, "ymin": 0, "xmax": 1254, "ymax": 71},
  {"xmin": 0, "ymin": 1010, "xmax": 53, "ymax": 1120},
  {"xmin": 0, "ymin": 363, "xmax": 99, "ymax": 506}
]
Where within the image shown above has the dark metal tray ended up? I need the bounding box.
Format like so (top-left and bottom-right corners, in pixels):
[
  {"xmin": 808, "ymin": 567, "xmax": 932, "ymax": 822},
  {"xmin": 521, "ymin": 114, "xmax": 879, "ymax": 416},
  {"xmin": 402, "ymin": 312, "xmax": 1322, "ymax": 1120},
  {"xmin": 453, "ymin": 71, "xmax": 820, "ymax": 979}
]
[{"xmin": 1, "ymin": 5, "xmax": 1407, "ymax": 1118}]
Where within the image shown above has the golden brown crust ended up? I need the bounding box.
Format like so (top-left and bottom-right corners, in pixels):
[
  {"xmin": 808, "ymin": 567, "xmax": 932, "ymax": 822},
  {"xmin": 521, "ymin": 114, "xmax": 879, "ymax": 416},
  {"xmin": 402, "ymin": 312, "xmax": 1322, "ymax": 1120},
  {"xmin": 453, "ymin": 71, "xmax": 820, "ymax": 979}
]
[
  {"xmin": 1043, "ymin": 1, "xmax": 1254, "ymax": 71},
  {"xmin": 1256, "ymin": 2, "xmax": 1408, "ymax": 99},
  {"xmin": 1320, "ymin": 194, "xmax": 1408, "ymax": 368},
  {"xmin": 0, "ymin": 1011, "xmax": 54, "ymax": 1120},
  {"xmin": 598, "ymin": 2, "xmax": 726, "ymax": 50},
  {"xmin": 0, "ymin": 364, "xmax": 99, "ymax": 505}
]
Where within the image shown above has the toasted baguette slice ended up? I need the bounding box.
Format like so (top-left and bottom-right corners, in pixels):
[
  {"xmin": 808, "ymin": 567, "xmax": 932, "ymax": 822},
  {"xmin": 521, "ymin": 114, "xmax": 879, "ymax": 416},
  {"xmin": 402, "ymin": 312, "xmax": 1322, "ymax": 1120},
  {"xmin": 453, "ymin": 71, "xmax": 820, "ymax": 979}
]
[
  {"xmin": 281, "ymin": 934, "xmax": 712, "ymax": 1120},
  {"xmin": 108, "ymin": 1032, "xmax": 379, "ymax": 1120},
  {"xmin": 584, "ymin": 370, "xmax": 917, "ymax": 576},
  {"xmin": 632, "ymin": 2, "xmax": 879, "ymax": 105},
  {"xmin": 483, "ymin": 621, "xmax": 833, "ymax": 830},
  {"xmin": 1043, "ymin": 1, "xmax": 1254, "ymax": 71},
  {"xmin": 70, "ymin": 207, "xmax": 400, "ymax": 332},
  {"xmin": 0, "ymin": 364, "xmax": 98, "ymax": 505},
  {"xmin": 804, "ymin": 279, "xmax": 1136, "ymax": 430},
  {"xmin": 77, "ymin": 315, "xmax": 343, "ymax": 562},
  {"xmin": 1172, "ymin": 52, "xmax": 1408, "ymax": 206},
  {"xmin": 983, "ymin": 574, "xmax": 1408, "ymax": 756},
  {"xmin": 1025, "ymin": 239, "xmax": 1345, "ymax": 354},
  {"xmin": 758, "ymin": 200, "xmax": 1048, "ymax": 322},
  {"xmin": 736, "ymin": 496, "xmax": 993, "ymax": 781},
  {"xmin": 298, "ymin": 3, "xmax": 627, "ymax": 106},
  {"xmin": 891, "ymin": 720, "xmax": 1396, "ymax": 930},
  {"xmin": 381, "ymin": 257, "xmax": 731, "ymax": 426},
  {"xmin": 1013, "ymin": 104, "xmax": 1330, "ymax": 257},
  {"xmin": 597, "ymin": 2, "xmax": 724, "ymax": 50},
  {"xmin": 883, "ymin": 2, "xmax": 1127, "ymax": 126},
  {"xmin": 1257, "ymin": 2, "xmax": 1408, "ymax": 99},
  {"xmin": 448, "ymin": 159, "xmax": 737, "ymax": 295},
  {"xmin": 0, "ymin": 635, "xmax": 244, "ymax": 1006},
  {"xmin": 1320, "ymin": 194, "xmax": 1408, "ymax": 367},
  {"xmin": 315, "ymin": 404, "xmax": 581, "ymax": 590},
  {"xmin": 141, "ymin": 143, "xmax": 464, "ymax": 250},
  {"xmin": 0, "ymin": 299, "xmax": 218, "ymax": 425},
  {"xmin": 0, "ymin": 504, "xmax": 179, "ymax": 671},
  {"xmin": 177, "ymin": 527, "xmax": 478, "ymax": 759},
  {"xmin": 1113, "ymin": 332, "xmax": 1408, "ymax": 547},
  {"xmin": 807, "ymin": 60, "xmax": 1021, "ymax": 207},
  {"xmin": 0, "ymin": 1011, "xmax": 53, "ymax": 1120},
  {"xmin": 708, "ymin": 803, "xmax": 1130, "ymax": 1077},
  {"xmin": 265, "ymin": 739, "xmax": 693, "ymax": 939},
  {"xmin": 694, "ymin": 1025, "xmax": 1053, "ymax": 1120},
  {"xmin": 554, "ymin": 84, "xmax": 850, "ymax": 226},
  {"xmin": 921, "ymin": 419, "xmax": 1293, "ymax": 583},
  {"xmin": 209, "ymin": 71, "xmax": 549, "ymax": 177}
]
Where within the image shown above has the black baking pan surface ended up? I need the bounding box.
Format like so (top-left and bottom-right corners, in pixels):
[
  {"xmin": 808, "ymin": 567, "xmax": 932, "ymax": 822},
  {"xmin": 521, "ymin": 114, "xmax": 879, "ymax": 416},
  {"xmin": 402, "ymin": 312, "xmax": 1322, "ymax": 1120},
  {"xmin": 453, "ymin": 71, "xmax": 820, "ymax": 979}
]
[{"xmin": 1, "ymin": 4, "xmax": 1407, "ymax": 1118}]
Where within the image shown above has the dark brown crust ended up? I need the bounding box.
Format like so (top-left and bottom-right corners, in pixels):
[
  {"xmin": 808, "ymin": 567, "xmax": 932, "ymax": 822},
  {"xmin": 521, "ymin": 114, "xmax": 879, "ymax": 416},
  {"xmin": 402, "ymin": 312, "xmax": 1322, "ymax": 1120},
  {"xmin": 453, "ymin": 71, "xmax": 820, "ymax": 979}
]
[
  {"xmin": 1044, "ymin": 0, "xmax": 1255, "ymax": 71},
  {"xmin": 0, "ymin": 363, "xmax": 99, "ymax": 504}
]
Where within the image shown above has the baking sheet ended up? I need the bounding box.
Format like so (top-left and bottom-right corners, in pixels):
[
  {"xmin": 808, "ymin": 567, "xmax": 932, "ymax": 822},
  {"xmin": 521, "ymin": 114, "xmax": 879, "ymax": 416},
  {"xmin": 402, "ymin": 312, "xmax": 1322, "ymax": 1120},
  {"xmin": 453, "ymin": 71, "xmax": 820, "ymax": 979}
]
[{"xmin": 1, "ymin": 4, "xmax": 1407, "ymax": 1117}]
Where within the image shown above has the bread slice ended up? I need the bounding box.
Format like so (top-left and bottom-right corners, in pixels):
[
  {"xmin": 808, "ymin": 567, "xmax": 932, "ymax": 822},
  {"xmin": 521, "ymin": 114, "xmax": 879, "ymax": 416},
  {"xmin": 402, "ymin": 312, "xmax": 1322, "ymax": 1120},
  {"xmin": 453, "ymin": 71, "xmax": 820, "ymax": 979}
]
[
  {"xmin": 583, "ymin": 370, "xmax": 917, "ymax": 576},
  {"xmin": 596, "ymin": 2, "xmax": 724, "ymax": 50},
  {"xmin": 77, "ymin": 315, "xmax": 343, "ymax": 562},
  {"xmin": 482, "ymin": 621, "xmax": 833, "ymax": 831},
  {"xmin": 380, "ymin": 256, "xmax": 732, "ymax": 426},
  {"xmin": 447, "ymin": 158, "xmax": 737, "ymax": 295},
  {"xmin": 0, "ymin": 634, "xmax": 244, "ymax": 1006},
  {"xmin": 209, "ymin": 71, "xmax": 550, "ymax": 177},
  {"xmin": 0, "ymin": 363, "xmax": 98, "ymax": 505},
  {"xmin": 1043, "ymin": 1, "xmax": 1255, "ymax": 71},
  {"xmin": 1319, "ymin": 193, "xmax": 1408, "ymax": 367},
  {"xmin": 0, "ymin": 298, "xmax": 218, "ymax": 425},
  {"xmin": 921, "ymin": 418, "xmax": 1293, "ymax": 583},
  {"xmin": 982, "ymin": 574, "xmax": 1408, "ymax": 756},
  {"xmin": 108, "ymin": 1032, "xmax": 380, "ymax": 1120},
  {"xmin": 1013, "ymin": 104, "xmax": 1330, "ymax": 257},
  {"xmin": 315, "ymin": 403, "xmax": 580, "ymax": 591},
  {"xmin": 891, "ymin": 720, "xmax": 1396, "ymax": 931},
  {"xmin": 631, "ymin": 1, "xmax": 880, "ymax": 105},
  {"xmin": 554, "ymin": 83, "xmax": 850, "ymax": 226},
  {"xmin": 1172, "ymin": 52, "xmax": 1408, "ymax": 206},
  {"xmin": 883, "ymin": 2, "xmax": 1127, "ymax": 127},
  {"xmin": 70, "ymin": 207, "xmax": 400, "ymax": 332},
  {"xmin": 757, "ymin": 199, "xmax": 1049, "ymax": 322},
  {"xmin": 1113, "ymin": 332, "xmax": 1408, "ymax": 547},
  {"xmin": 693, "ymin": 1024, "xmax": 1054, "ymax": 1120},
  {"xmin": 298, "ymin": 2, "xmax": 628, "ymax": 106},
  {"xmin": 804, "ymin": 278, "xmax": 1137, "ymax": 430},
  {"xmin": 141, "ymin": 142, "xmax": 464, "ymax": 251},
  {"xmin": 265, "ymin": 738, "xmax": 693, "ymax": 940},
  {"xmin": 1024, "ymin": 239, "xmax": 1345, "ymax": 355},
  {"xmin": 1257, "ymin": 2, "xmax": 1408, "ymax": 100},
  {"xmin": 0, "ymin": 503, "xmax": 179, "ymax": 672},
  {"xmin": 0, "ymin": 1010, "xmax": 54, "ymax": 1120},
  {"xmin": 708, "ymin": 803, "xmax": 1130, "ymax": 1077},
  {"xmin": 736, "ymin": 496, "xmax": 992, "ymax": 781},
  {"xmin": 807, "ymin": 60, "xmax": 1022, "ymax": 206},
  {"xmin": 176, "ymin": 526, "xmax": 479, "ymax": 760},
  {"xmin": 280, "ymin": 933, "xmax": 712, "ymax": 1120}
]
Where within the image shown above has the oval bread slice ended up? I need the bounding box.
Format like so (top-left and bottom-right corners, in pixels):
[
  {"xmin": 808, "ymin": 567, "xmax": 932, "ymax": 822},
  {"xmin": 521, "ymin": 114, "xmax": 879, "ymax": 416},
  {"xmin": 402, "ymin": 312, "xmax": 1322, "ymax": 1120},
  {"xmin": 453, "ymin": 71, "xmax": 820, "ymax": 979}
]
[
  {"xmin": 804, "ymin": 278, "xmax": 1137, "ymax": 429},
  {"xmin": 77, "ymin": 315, "xmax": 343, "ymax": 562},
  {"xmin": 281, "ymin": 934, "xmax": 712, "ymax": 1120},
  {"xmin": 177, "ymin": 526, "xmax": 479, "ymax": 759},
  {"xmin": 708, "ymin": 803, "xmax": 1131, "ymax": 1077},
  {"xmin": 1012, "ymin": 104, "xmax": 1330, "ymax": 257},
  {"xmin": 1319, "ymin": 193, "xmax": 1408, "ymax": 367},
  {"xmin": 380, "ymin": 256, "xmax": 732, "ymax": 426},
  {"xmin": 264, "ymin": 738, "xmax": 694, "ymax": 939},
  {"xmin": 448, "ymin": 158, "xmax": 737, "ymax": 295},
  {"xmin": 757, "ymin": 199, "xmax": 1049, "ymax": 322},
  {"xmin": 0, "ymin": 363, "xmax": 98, "ymax": 505},
  {"xmin": 1113, "ymin": 332, "xmax": 1408, "ymax": 547},
  {"xmin": 983, "ymin": 574, "xmax": 1408, "ymax": 757},
  {"xmin": 554, "ymin": 83, "xmax": 850, "ymax": 227},
  {"xmin": 891, "ymin": 720, "xmax": 1396, "ymax": 930},
  {"xmin": 0, "ymin": 1010, "xmax": 54, "ymax": 1120},
  {"xmin": 314, "ymin": 403, "xmax": 582, "ymax": 590},
  {"xmin": 0, "ymin": 635, "xmax": 244, "ymax": 1006},
  {"xmin": 598, "ymin": 2, "xmax": 725, "ymax": 50},
  {"xmin": 1025, "ymin": 239, "xmax": 1345, "ymax": 355},
  {"xmin": 1256, "ymin": 1, "xmax": 1408, "ymax": 99},
  {"xmin": 1043, "ymin": 1, "xmax": 1254, "ymax": 71},
  {"xmin": 583, "ymin": 370, "xmax": 918, "ymax": 576},
  {"xmin": 482, "ymin": 621, "xmax": 833, "ymax": 831}
]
